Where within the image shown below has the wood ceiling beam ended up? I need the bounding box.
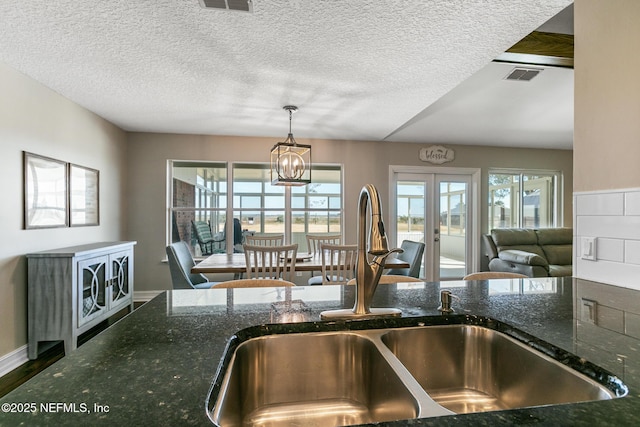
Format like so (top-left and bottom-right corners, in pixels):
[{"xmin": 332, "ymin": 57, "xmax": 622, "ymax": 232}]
[{"xmin": 496, "ymin": 31, "xmax": 574, "ymax": 68}]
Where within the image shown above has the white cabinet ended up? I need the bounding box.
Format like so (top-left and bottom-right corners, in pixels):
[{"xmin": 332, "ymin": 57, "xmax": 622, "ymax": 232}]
[{"xmin": 27, "ymin": 242, "xmax": 136, "ymax": 359}]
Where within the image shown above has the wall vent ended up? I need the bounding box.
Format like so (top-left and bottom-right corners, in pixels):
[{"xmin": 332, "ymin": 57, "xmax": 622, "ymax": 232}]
[
  {"xmin": 199, "ymin": 0, "xmax": 253, "ymax": 13},
  {"xmin": 505, "ymin": 67, "xmax": 542, "ymax": 81}
]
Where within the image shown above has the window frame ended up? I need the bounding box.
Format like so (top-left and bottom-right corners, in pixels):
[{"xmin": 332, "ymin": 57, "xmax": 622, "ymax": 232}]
[
  {"xmin": 487, "ymin": 168, "xmax": 563, "ymax": 231},
  {"xmin": 168, "ymin": 161, "xmax": 228, "ymax": 255},
  {"xmin": 168, "ymin": 160, "xmax": 343, "ymax": 256}
]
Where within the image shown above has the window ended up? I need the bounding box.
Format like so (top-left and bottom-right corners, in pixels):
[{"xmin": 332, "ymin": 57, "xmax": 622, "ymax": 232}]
[
  {"xmin": 440, "ymin": 182, "xmax": 466, "ymax": 236},
  {"xmin": 488, "ymin": 170, "xmax": 560, "ymax": 230},
  {"xmin": 170, "ymin": 162, "xmax": 227, "ymax": 255},
  {"xmin": 169, "ymin": 161, "xmax": 342, "ymax": 256},
  {"xmin": 396, "ymin": 182, "xmax": 425, "ymax": 242},
  {"xmin": 291, "ymin": 166, "xmax": 342, "ymax": 249},
  {"xmin": 233, "ymin": 163, "xmax": 285, "ymax": 237}
]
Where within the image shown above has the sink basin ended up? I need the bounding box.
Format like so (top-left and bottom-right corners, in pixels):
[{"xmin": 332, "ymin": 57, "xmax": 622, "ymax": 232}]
[
  {"xmin": 208, "ymin": 332, "xmax": 440, "ymax": 427},
  {"xmin": 207, "ymin": 319, "xmax": 625, "ymax": 426},
  {"xmin": 381, "ymin": 325, "xmax": 616, "ymax": 414}
]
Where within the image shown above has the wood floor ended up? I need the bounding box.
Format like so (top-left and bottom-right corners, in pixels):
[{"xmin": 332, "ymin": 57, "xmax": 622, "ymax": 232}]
[{"xmin": 0, "ymin": 303, "xmax": 144, "ymax": 398}]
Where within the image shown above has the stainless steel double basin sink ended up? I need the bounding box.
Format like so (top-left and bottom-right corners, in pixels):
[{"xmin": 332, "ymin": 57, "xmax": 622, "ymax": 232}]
[{"xmin": 207, "ymin": 319, "xmax": 627, "ymax": 426}]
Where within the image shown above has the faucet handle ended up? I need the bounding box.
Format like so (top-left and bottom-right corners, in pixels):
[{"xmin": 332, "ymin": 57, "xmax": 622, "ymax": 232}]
[
  {"xmin": 371, "ymin": 247, "xmax": 403, "ymax": 265},
  {"xmin": 387, "ymin": 247, "xmax": 404, "ymax": 256}
]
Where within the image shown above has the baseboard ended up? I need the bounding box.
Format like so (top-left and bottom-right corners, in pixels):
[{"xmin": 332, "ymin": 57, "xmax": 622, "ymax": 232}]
[
  {"xmin": 134, "ymin": 290, "xmax": 164, "ymax": 303},
  {"xmin": 0, "ymin": 345, "xmax": 28, "ymax": 378}
]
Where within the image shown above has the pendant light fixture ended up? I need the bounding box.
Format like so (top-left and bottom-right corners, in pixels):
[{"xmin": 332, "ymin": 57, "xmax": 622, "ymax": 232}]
[{"xmin": 270, "ymin": 105, "xmax": 311, "ymax": 186}]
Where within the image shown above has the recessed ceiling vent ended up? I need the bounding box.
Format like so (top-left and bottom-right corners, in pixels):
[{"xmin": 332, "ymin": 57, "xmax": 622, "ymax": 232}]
[
  {"xmin": 199, "ymin": 0, "xmax": 253, "ymax": 13},
  {"xmin": 505, "ymin": 67, "xmax": 542, "ymax": 82}
]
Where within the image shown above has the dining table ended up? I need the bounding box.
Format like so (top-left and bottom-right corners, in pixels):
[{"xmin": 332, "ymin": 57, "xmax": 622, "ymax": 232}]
[{"xmin": 191, "ymin": 252, "xmax": 410, "ymax": 277}]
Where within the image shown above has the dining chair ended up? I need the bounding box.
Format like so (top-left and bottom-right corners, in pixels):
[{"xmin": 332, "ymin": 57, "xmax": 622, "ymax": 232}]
[
  {"xmin": 308, "ymin": 243, "xmax": 357, "ymax": 285},
  {"xmin": 212, "ymin": 278, "xmax": 295, "ymax": 288},
  {"xmin": 306, "ymin": 234, "xmax": 342, "ymax": 257},
  {"xmin": 346, "ymin": 274, "xmax": 423, "ymax": 285},
  {"xmin": 463, "ymin": 272, "xmax": 529, "ymax": 280},
  {"xmin": 386, "ymin": 240, "xmax": 425, "ymax": 278},
  {"xmin": 306, "ymin": 234, "xmax": 342, "ymax": 278},
  {"xmin": 166, "ymin": 242, "xmax": 218, "ymax": 289},
  {"xmin": 244, "ymin": 234, "xmax": 284, "ymax": 247},
  {"xmin": 243, "ymin": 243, "xmax": 298, "ymax": 281}
]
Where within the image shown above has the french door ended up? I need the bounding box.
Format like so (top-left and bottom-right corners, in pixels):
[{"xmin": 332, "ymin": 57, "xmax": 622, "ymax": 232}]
[{"xmin": 391, "ymin": 168, "xmax": 479, "ymax": 281}]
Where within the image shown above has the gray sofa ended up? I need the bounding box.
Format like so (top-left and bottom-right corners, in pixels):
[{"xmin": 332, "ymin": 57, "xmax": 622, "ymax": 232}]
[{"xmin": 482, "ymin": 228, "xmax": 573, "ymax": 277}]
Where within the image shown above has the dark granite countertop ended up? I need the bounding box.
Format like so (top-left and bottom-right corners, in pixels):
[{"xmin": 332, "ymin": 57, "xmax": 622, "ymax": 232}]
[{"xmin": 2, "ymin": 277, "xmax": 640, "ymax": 426}]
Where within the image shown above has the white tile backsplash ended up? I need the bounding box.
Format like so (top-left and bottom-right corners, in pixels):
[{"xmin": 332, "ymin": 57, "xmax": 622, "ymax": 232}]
[
  {"xmin": 576, "ymin": 192, "xmax": 625, "ymax": 216},
  {"xmin": 575, "ymin": 188, "xmax": 640, "ymax": 290},
  {"xmin": 577, "ymin": 215, "xmax": 640, "ymax": 240},
  {"xmin": 596, "ymin": 238, "xmax": 624, "ymax": 262},
  {"xmin": 625, "ymin": 240, "xmax": 640, "ymax": 265},
  {"xmin": 626, "ymin": 191, "xmax": 640, "ymax": 216}
]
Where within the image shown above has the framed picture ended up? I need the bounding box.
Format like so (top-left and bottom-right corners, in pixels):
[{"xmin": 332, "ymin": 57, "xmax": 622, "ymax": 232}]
[
  {"xmin": 69, "ymin": 164, "xmax": 100, "ymax": 226},
  {"xmin": 24, "ymin": 152, "xmax": 69, "ymax": 229}
]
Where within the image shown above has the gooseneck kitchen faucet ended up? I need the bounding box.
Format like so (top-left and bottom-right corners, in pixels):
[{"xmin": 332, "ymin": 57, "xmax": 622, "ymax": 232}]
[{"xmin": 321, "ymin": 184, "xmax": 403, "ymax": 319}]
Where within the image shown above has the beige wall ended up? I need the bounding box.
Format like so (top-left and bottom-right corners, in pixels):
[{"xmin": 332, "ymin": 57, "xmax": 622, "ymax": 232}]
[
  {"xmin": 574, "ymin": 0, "xmax": 640, "ymax": 192},
  {"xmin": 0, "ymin": 62, "xmax": 127, "ymax": 357},
  {"xmin": 127, "ymin": 132, "xmax": 572, "ymax": 291},
  {"xmin": 572, "ymin": 1, "xmax": 640, "ymax": 289}
]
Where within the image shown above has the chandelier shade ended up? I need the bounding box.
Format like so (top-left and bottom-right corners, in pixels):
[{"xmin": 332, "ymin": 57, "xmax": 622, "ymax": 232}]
[{"xmin": 270, "ymin": 106, "xmax": 311, "ymax": 186}]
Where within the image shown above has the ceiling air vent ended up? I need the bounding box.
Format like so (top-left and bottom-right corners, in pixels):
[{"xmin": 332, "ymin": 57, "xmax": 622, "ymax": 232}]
[
  {"xmin": 505, "ymin": 67, "xmax": 542, "ymax": 81},
  {"xmin": 199, "ymin": 0, "xmax": 253, "ymax": 13}
]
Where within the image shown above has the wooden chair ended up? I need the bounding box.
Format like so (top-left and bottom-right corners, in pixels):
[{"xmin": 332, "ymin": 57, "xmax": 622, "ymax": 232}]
[
  {"xmin": 463, "ymin": 272, "xmax": 529, "ymax": 280},
  {"xmin": 306, "ymin": 234, "xmax": 342, "ymax": 279},
  {"xmin": 243, "ymin": 243, "xmax": 298, "ymax": 281},
  {"xmin": 244, "ymin": 234, "xmax": 284, "ymax": 247},
  {"xmin": 212, "ymin": 278, "xmax": 295, "ymax": 288},
  {"xmin": 347, "ymin": 274, "xmax": 423, "ymax": 285},
  {"xmin": 308, "ymin": 244, "xmax": 357, "ymax": 285},
  {"xmin": 306, "ymin": 234, "xmax": 342, "ymax": 258}
]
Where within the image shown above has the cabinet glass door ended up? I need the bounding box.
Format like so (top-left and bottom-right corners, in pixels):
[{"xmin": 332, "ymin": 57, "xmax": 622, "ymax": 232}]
[
  {"xmin": 78, "ymin": 256, "xmax": 108, "ymax": 326},
  {"xmin": 110, "ymin": 251, "xmax": 132, "ymax": 308}
]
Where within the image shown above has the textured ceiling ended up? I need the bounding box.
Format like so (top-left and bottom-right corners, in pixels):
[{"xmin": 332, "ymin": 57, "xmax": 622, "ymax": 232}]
[
  {"xmin": 388, "ymin": 61, "xmax": 574, "ymax": 149},
  {"xmin": 0, "ymin": 0, "xmax": 573, "ymax": 146}
]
